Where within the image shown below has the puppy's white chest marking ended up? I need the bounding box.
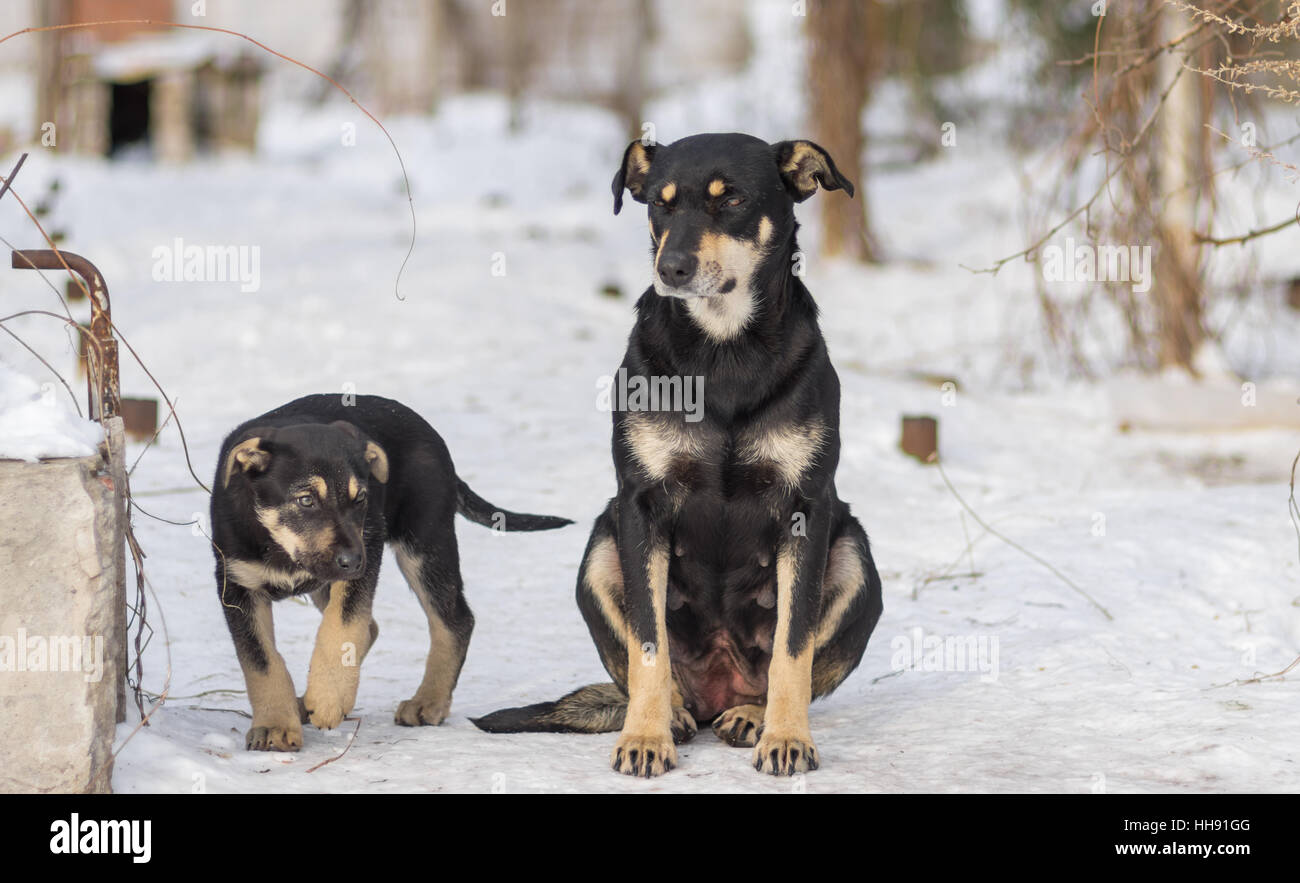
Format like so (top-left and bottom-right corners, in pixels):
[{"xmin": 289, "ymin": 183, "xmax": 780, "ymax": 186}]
[{"xmin": 224, "ymin": 558, "xmax": 312, "ymax": 592}]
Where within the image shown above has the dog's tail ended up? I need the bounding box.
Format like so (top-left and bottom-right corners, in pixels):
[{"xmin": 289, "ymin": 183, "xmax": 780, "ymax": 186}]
[
  {"xmin": 456, "ymin": 478, "xmax": 573, "ymax": 532},
  {"xmin": 470, "ymin": 683, "xmax": 627, "ymax": 734}
]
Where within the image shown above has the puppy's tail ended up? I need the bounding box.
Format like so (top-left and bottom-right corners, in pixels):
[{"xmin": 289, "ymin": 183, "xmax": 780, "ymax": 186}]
[
  {"xmin": 470, "ymin": 683, "xmax": 627, "ymax": 734},
  {"xmin": 456, "ymin": 478, "xmax": 573, "ymax": 532}
]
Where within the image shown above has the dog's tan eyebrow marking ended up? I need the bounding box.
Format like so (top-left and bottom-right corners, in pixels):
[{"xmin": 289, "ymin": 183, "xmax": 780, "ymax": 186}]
[
  {"xmin": 758, "ymin": 216, "xmax": 774, "ymax": 246},
  {"xmin": 660, "ymin": 182, "xmax": 677, "ymax": 202},
  {"xmin": 708, "ymin": 179, "xmax": 727, "ymax": 197},
  {"xmin": 308, "ymin": 476, "xmax": 327, "ymax": 498},
  {"xmin": 348, "ymin": 475, "xmax": 359, "ymax": 499}
]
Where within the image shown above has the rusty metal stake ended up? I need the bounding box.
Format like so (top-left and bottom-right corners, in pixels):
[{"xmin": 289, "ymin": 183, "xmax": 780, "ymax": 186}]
[{"xmin": 11, "ymin": 249, "xmax": 120, "ymax": 421}]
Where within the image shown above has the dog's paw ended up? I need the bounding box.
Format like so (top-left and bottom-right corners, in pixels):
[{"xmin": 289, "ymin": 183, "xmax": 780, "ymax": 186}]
[
  {"xmin": 712, "ymin": 704, "xmax": 764, "ymax": 747},
  {"xmin": 670, "ymin": 706, "xmax": 698, "ymax": 745},
  {"xmin": 245, "ymin": 725, "xmax": 303, "ymax": 752},
  {"xmin": 394, "ymin": 697, "xmax": 449, "ymax": 727},
  {"xmin": 753, "ymin": 729, "xmax": 819, "ymax": 776},
  {"xmin": 302, "ymin": 692, "xmax": 348, "ymax": 730},
  {"xmin": 611, "ymin": 731, "xmax": 677, "ymax": 777}
]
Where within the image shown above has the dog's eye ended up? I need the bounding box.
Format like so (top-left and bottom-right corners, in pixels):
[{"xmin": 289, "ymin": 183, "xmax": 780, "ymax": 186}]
[
  {"xmin": 355, "ymin": 490, "xmax": 367, "ymax": 504},
  {"xmin": 652, "ymin": 199, "xmax": 670, "ymax": 209},
  {"xmin": 296, "ymin": 495, "xmax": 316, "ymax": 508},
  {"xmin": 723, "ymin": 196, "xmax": 745, "ymax": 208}
]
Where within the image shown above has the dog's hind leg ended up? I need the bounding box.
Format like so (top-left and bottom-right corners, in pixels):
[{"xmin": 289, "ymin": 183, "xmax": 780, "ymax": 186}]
[
  {"xmin": 221, "ymin": 585, "xmax": 302, "ymax": 751},
  {"xmin": 392, "ymin": 540, "xmax": 473, "ymax": 727},
  {"xmin": 471, "ymin": 505, "xmax": 695, "ymax": 743},
  {"xmin": 810, "ymin": 517, "xmax": 883, "ymax": 699}
]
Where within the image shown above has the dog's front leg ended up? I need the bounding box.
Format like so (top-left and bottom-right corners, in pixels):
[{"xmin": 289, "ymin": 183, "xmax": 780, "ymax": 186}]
[
  {"xmin": 610, "ymin": 498, "xmax": 676, "ymax": 777},
  {"xmin": 222, "ymin": 587, "xmax": 302, "ymax": 751},
  {"xmin": 755, "ymin": 503, "xmax": 830, "ymax": 775},
  {"xmin": 303, "ymin": 580, "xmax": 375, "ymax": 730}
]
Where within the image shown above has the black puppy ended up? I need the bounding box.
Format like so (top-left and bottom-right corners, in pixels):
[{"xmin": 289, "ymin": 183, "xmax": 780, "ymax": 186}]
[
  {"xmin": 474, "ymin": 134, "xmax": 883, "ymax": 777},
  {"xmin": 212, "ymin": 393, "xmax": 570, "ymax": 751}
]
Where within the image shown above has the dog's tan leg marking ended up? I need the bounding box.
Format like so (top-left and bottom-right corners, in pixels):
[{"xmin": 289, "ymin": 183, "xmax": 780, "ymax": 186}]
[
  {"xmin": 241, "ymin": 596, "xmax": 303, "ymax": 751},
  {"xmin": 584, "ymin": 535, "xmax": 631, "ymax": 685},
  {"xmin": 811, "ymin": 535, "xmax": 868, "ymax": 695},
  {"xmin": 393, "ymin": 545, "xmax": 464, "ymax": 726},
  {"xmin": 611, "ymin": 545, "xmax": 677, "ymax": 777},
  {"xmin": 754, "ymin": 547, "xmax": 819, "ymax": 775},
  {"xmin": 303, "ymin": 581, "xmax": 372, "ymax": 730},
  {"xmin": 713, "ymin": 703, "xmax": 765, "ymax": 747}
]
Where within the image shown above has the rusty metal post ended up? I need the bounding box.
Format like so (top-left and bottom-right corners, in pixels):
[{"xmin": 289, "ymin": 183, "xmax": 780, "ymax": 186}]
[
  {"xmin": 11, "ymin": 249, "xmax": 120, "ymax": 421},
  {"xmin": 9, "ymin": 248, "xmax": 128, "ymax": 725}
]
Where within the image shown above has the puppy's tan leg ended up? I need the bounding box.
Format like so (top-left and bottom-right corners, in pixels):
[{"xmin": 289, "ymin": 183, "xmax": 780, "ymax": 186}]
[
  {"xmin": 391, "ymin": 544, "xmax": 472, "ymax": 727},
  {"xmin": 303, "ymin": 581, "xmax": 374, "ymax": 730},
  {"xmin": 754, "ymin": 546, "xmax": 819, "ymax": 775},
  {"xmin": 611, "ymin": 544, "xmax": 677, "ymax": 777},
  {"xmin": 239, "ymin": 595, "xmax": 303, "ymax": 751}
]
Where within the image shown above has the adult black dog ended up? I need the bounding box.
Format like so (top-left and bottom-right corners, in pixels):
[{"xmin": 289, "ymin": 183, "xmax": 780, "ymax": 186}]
[
  {"xmin": 474, "ymin": 134, "xmax": 883, "ymax": 777},
  {"xmin": 212, "ymin": 393, "xmax": 570, "ymax": 751}
]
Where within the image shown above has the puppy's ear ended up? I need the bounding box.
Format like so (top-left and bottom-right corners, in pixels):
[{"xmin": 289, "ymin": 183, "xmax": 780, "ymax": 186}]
[
  {"xmin": 612, "ymin": 140, "xmax": 657, "ymax": 215},
  {"xmin": 222, "ymin": 435, "xmax": 272, "ymax": 487},
  {"xmin": 773, "ymin": 140, "xmax": 855, "ymax": 202},
  {"xmin": 363, "ymin": 441, "xmax": 389, "ymax": 483},
  {"xmin": 329, "ymin": 421, "xmax": 388, "ymax": 483}
]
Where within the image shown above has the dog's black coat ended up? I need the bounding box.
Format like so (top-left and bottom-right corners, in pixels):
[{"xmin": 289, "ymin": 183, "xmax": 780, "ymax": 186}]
[
  {"xmin": 475, "ymin": 134, "xmax": 883, "ymax": 776},
  {"xmin": 212, "ymin": 393, "xmax": 570, "ymax": 751}
]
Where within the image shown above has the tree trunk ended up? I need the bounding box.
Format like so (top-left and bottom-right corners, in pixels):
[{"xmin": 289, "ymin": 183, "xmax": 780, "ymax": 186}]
[
  {"xmin": 1153, "ymin": 4, "xmax": 1207, "ymax": 373},
  {"xmin": 807, "ymin": 0, "xmax": 881, "ymax": 262}
]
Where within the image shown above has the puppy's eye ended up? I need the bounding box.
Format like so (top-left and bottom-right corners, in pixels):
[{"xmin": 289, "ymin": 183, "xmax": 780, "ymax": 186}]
[
  {"xmin": 297, "ymin": 495, "xmax": 316, "ymax": 508},
  {"xmin": 723, "ymin": 196, "xmax": 745, "ymax": 208},
  {"xmin": 355, "ymin": 490, "xmax": 367, "ymax": 504},
  {"xmin": 652, "ymin": 199, "xmax": 669, "ymax": 209}
]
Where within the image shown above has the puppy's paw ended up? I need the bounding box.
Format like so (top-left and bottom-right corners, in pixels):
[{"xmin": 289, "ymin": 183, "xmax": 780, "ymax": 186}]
[
  {"xmin": 394, "ymin": 697, "xmax": 449, "ymax": 727},
  {"xmin": 712, "ymin": 704, "xmax": 764, "ymax": 747},
  {"xmin": 670, "ymin": 706, "xmax": 698, "ymax": 745},
  {"xmin": 611, "ymin": 731, "xmax": 677, "ymax": 777},
  {"xmin": 245, "ymin": 724, "xmax": 303, "ymax": 752},
  {"xmin": 753, "ymin": 729, "xmax": 819, "ymax": 776},
  {"xmin": 302, "ymin": 690, "xmax": 348, "ymax": 730}
]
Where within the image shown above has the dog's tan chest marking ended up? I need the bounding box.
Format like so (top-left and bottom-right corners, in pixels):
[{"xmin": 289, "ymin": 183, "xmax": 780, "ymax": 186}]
[
  {"xmin": 625, "ymin": 414, "xmax": 826, "ymax": 489},
  {"xmin": 623, "ymin": 413, "xmax": 712, "ymax": 482},
  {"xmin": 736, "ymin": 421, "xmax": 827, "ymax": 488}
]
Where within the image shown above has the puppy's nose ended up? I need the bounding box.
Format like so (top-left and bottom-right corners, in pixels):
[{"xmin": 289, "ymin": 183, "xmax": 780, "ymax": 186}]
[
  {"xmin": 657, "ymin": 250, "xmax": 698, "ymax": 288},
  {"xmin": 335, "ymin": 551, "xmax": 361, "ymax": 574}
]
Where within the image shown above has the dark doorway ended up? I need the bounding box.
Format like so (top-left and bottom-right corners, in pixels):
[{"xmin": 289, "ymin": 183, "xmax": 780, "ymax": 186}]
[{"xmin": 108, "ymin": 79, "xmax": 152, "ymax": 156}]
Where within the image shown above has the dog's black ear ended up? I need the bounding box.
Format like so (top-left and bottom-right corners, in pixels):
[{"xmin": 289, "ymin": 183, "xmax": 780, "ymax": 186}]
[
  {"xmin": 329, "ymin": 420, "xmax": 389, "ymax": 483},
  {"xmin": 612, "ymin": 140, "xmax": 657, "ymax": 215},
  {"xmin": 363, "ymin": 441, "xmax": 389, "ymax": 483},
  {"xmin": 222, "ymin": 434, "xmax": 272, "ymax": 487},
  {"xmin": 773, "ymin": 140, "xmax": 855, "ymax": 202}
]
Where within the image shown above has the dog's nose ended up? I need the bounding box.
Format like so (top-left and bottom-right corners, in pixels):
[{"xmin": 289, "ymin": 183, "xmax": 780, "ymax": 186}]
[
  {"xmin": 657, "ymin": 250, "xmax": 698, "ymax": 288},
  {"xmin": 335, "ymin": 551, "xmax": 361, "ymax": 574}
]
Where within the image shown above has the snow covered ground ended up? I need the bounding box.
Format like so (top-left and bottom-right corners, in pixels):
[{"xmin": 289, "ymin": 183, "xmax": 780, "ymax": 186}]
[{"xmin": 2, "ymin": 22, "xmax": 1299, "ymax": 791}]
